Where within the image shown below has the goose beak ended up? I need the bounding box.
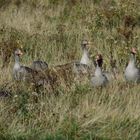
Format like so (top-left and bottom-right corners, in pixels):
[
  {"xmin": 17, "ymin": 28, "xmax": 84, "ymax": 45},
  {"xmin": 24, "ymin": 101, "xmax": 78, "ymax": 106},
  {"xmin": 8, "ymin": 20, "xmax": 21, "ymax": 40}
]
[
  {"xmin": 19, "ymin": 52, "xmax": 23, "ymax": 55},
  {"xmin": 15, "ymin": 49, "xmax": 23, "ymax": 56},
  {"xmin": 17, "ymin": 50, "xmax": 23, "ymax": 56}
]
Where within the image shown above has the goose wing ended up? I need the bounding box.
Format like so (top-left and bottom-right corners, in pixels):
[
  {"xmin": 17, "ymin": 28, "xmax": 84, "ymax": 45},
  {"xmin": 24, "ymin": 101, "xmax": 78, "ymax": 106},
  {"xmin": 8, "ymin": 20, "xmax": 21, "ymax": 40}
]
[
  {"xmin": 73, "ymin": 62, "xmax": 90, "ymax": 74},
  {"xmin": 91, "ymin": 74, "xmax": 108, "ymax": 87},
  {"xmin": 103, "ymin": 71, "xmax": 113, "ymax": 81},
  {"xmin": 32, "ymin": 60, "xmax": 48, "ymax": 71}
]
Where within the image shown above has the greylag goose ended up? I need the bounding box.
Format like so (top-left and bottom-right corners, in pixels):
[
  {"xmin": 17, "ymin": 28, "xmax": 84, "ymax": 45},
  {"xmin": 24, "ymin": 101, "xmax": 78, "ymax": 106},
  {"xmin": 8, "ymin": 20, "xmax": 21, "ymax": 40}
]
[
  {"xmin": 91, "ymin": 55, "xmax": 108, "ymax": 87},
  {"xmin": 94, "ymin": 54, "xmax": 113, "ymax": 81},
  {"xmin": 31, "ymin": 60, "xmax": 48, "ymax": 72},
  {"xmin": 124, "ymin": 48, "xmax": 140, "ymax": 83},
  {"xmin": 13, "ymin": 50, "xmax": 73, "ymax": 88},
  {"xmin": 80, "ymin": 40, "xmax": 90, "ymax": 65},
  {"xmin": 13, "ymin": 49, "xmax": 37, "ymax": 82},
  {"xmin": 73, "ymin": 40, "xmax": 91, "ymax": 74}
]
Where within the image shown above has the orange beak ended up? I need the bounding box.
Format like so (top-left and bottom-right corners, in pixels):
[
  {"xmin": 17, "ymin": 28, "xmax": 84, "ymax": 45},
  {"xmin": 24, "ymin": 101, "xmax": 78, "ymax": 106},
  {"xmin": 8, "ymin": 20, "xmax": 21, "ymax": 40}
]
[{"xmin": 15, "ymin": 49, "xmax": 23, "ymax": 56}]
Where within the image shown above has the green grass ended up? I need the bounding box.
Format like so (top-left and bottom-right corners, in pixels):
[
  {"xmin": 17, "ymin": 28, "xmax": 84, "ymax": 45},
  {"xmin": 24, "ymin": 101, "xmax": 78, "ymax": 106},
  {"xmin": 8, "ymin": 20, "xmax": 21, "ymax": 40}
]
[{"xmin": 0, "ymin": 0, "xmax": 140, "ymax": 139}]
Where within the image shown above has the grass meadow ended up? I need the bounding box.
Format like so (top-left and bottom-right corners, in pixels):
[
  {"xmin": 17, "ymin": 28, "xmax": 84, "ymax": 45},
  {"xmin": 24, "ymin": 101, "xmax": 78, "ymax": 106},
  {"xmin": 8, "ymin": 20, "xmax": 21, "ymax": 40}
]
[{"xmin": 0, "ymin": 0, "xmax": 140, "ymax": 139}]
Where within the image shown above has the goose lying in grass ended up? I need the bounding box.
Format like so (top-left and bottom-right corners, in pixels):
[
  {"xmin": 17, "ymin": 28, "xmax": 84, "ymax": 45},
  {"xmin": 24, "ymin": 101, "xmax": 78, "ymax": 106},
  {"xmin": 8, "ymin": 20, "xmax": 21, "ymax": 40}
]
[
  {"xmin": 13, "ymin": 49, "xmax": 37, "ymax": 82},
  {"xmin": 31, "ymin": 60, "xmax": 48, "ymax": 72},
  {"xmin": 91, "ymin": 54, "xmax": 108, "ymax": 87},
  {"xmin": 124, "ymin": 48, "xmax": 140, "ymax": 83},
  {"xmin": 36, "ymin": 62, "xmax": 76, "ymax": 90},
  {"xmin": 13, "ymin": 49, "xmax": 86, "ymax": 89}
]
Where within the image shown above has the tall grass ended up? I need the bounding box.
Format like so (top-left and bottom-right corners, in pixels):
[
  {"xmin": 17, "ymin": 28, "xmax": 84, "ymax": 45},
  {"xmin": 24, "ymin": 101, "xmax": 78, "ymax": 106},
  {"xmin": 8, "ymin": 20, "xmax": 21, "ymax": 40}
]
[{"xmin": 0, "ymin": 0, "xmax": 140, "ymax": 139}]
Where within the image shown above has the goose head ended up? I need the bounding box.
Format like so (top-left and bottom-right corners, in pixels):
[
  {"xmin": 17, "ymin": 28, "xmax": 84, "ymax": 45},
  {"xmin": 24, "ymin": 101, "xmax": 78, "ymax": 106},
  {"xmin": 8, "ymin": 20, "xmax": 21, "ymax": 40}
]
[
  {"xmin": 95, "ymin": 54, "xmax": 103, "ymax": 68},
  {"xmin": 94, "ymin": 54, "xmax": 103, "ymax": 76},
  {"xmin": 15, "ymin": 49, "xmax": 23, "ymax": 56}
]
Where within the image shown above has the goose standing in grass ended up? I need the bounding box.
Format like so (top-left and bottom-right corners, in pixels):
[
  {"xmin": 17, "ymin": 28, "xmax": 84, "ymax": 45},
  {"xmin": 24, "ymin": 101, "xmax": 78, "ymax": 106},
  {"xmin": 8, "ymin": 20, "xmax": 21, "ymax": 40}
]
[
  {"xmin": 94, "ymin": 54, "xmax": 113, "ymax": 81},
  {"xmin": 73, "ymin": 40, "xmax": 91, "ymax": 74},
  {"xmin": 91, "ymin": 54, "xmax": 108, "ymax": 87},
  {"xmin": 31, "ymin": 60, "xmax": 48, "ymax": 72},
  {"xmin": 13, "ymin": 49, "xmax": 37, "ymax": 82},
  {"xmin": 124, "ymin": 48, "xmax": 140, "ymax": 83},
  {"xmin": 80, "ymin": 40, "xmax": 91, "ymax": 65}
]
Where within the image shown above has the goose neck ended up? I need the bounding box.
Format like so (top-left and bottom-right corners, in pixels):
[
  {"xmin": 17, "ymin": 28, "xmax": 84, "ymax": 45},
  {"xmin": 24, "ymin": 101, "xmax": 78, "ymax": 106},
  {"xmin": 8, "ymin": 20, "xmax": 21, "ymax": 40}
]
[
  {"xmin": 80, "ymin": 48, "xmax": 90, "ymax": 65},
  {"xmin": 128, "ymin": 54, "xmax": 135, "ymax": 67},
  {"xmin": 15, "ymin": 55, "xmax": 20, "ymax": 64},
  {"xmin": 83, "ymin": 47, "xmax": 88, "ymax": 54}
]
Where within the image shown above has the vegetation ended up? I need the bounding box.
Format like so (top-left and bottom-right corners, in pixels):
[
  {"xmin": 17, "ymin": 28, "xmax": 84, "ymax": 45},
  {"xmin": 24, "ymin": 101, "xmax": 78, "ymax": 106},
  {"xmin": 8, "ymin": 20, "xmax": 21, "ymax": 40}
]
[{"xmin": 0, "ymin": 0, "xmax": 140, "ymax": 139}]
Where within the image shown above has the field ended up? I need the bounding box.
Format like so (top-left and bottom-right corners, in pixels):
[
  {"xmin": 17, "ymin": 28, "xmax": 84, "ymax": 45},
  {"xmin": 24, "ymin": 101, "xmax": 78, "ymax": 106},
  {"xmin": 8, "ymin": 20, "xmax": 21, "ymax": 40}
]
[{"xmin": 0, "ymin": 0, "xmax": 140, "ymax": 139}]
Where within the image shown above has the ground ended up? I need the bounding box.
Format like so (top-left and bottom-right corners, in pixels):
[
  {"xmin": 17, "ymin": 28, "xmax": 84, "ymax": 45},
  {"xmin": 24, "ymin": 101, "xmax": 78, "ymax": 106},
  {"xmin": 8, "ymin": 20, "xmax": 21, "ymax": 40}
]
[{"xmin": 0, "ymin": 0, "xmax": 140, "ymax": 139}]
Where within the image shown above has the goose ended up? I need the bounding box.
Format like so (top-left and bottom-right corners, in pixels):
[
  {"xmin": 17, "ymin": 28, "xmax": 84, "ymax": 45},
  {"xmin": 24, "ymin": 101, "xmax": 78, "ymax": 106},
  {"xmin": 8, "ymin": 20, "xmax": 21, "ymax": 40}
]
[
  {"xmin": 73, "ymin": 40, "xmax": 91, "ymax": 74},
  {"xmin": 13, "ymin": 49, "xmax": 37, "ymax": 82},
  {"xmin": 124, "ymin": 48, "xmax": 140, "ymax": 83},
  {"xmin": 80, "ymin": 40, "xmax": 91, "ymax": 65},
  {"xmin": 31, "ymin": 60, "xmax": 48, "ymax": 72},
  {"xmin": 91, "ymin": 55, "xmax": 108, "ymax": 87},
  {"xmin": 94, "ymin": 54, "xmax": 113, "ymax": 81}
]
